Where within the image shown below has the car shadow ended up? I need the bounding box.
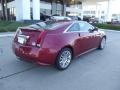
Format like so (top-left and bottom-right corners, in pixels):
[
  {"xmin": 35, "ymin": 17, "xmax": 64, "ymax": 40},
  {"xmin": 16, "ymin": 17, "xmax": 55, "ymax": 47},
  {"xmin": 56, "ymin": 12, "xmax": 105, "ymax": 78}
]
[{"xmin": 0, "ymin": 45, "xmax": 109, "ymax": 80}]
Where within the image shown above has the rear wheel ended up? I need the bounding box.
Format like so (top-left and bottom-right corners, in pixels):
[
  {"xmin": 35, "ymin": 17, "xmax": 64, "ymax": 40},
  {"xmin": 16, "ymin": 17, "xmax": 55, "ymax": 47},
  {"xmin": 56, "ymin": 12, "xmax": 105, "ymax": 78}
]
[
  {"xmin": 56, "ymin": 48, "xmax": 72, "ymax": 70},
  {"xmin": 98, "ymin": 37, "xmax": 106, "ymax": 50}
]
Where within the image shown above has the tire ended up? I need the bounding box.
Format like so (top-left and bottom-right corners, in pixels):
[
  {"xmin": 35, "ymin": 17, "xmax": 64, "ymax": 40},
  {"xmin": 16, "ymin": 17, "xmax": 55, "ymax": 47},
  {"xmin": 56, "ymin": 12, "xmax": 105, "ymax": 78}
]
[
  {"xmin": 98, "ymin": 37, "xmax": 106, "ymax": 50},
  {"xmin": 16, "ymin": 56, "xmax": 23, "ymax": 61},
  {"xmin": 55, "ymin": 48, "xmax": 72, "ymax": 70}
]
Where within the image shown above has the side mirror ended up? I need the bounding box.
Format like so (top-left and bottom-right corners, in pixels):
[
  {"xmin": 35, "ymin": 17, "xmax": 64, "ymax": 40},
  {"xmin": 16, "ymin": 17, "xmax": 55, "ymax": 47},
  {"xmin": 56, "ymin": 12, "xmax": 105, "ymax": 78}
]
[
  {"xmin": 89, "ymin": 27, "xmax": 98, "ymax": 33},
  {"xmin": 93, "ymin": 27, "xmax": 98, "ymax": 31}
]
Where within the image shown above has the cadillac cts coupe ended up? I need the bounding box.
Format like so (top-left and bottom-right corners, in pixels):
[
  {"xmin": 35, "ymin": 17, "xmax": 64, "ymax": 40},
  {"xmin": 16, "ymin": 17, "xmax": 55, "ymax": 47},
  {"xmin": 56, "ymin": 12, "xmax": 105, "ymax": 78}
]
[{"xmin": 12, "ymin": 20, "xmax": 106, "ymax": 70}]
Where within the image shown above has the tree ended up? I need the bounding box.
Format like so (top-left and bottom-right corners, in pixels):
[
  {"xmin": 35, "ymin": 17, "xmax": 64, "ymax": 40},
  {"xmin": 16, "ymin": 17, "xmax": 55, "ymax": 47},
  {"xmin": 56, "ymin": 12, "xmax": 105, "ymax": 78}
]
[
  {"xmin": 5, "ymin": 0, "xmax": 8, "ymax": 20},
  {"xmin": 1, "ymin": 0, "xmax": 5, "ymax": 20},
  {"xmin": 0, "ymin": 0, "xmax": 8, "ymax": 20},
  {"xmin": 59, "ymin": 0, "xmax": 65, "ymax": 16}
]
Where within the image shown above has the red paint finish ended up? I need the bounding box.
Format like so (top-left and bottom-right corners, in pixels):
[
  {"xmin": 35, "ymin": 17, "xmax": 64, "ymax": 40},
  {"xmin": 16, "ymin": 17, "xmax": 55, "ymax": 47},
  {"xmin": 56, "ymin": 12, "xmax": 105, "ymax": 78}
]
[{"xmin": 12, "ymin": 21, "xmax": 106, "ymax": 65}]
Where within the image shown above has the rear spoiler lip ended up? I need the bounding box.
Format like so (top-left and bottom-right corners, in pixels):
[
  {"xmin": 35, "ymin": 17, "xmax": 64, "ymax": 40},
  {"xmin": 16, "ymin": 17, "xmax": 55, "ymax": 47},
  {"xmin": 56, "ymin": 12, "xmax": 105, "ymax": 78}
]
[{"xmin": 18, "ymin": 27, "xmax": 48, "ymax": 31}]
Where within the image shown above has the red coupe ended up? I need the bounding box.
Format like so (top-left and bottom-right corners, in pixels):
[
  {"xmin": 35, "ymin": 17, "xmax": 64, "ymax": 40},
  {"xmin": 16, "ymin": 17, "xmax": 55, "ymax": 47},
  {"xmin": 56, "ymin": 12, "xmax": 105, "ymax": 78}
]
[{"xmin": 12, "ymin": 20, "xmax": 106, "ymax": 70}]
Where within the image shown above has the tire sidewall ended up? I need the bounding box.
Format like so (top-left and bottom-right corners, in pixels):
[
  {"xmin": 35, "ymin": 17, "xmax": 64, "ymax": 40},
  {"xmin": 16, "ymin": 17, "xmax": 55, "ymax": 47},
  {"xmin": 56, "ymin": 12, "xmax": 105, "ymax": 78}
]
[
  {"xmin": 56, "ymin": 48, "xmax": 72, "ymax": 70},
  {"xmin": 99, "ymin": 37, "xmax": 106, "ymax": 49}
]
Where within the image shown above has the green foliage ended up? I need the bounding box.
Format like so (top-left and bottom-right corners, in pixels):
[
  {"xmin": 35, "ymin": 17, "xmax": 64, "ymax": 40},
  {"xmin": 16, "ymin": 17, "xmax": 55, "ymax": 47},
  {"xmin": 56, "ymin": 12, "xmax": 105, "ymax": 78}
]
[
  {"xmin": 95, "ymin": 23, "xmax": 120, "ymax": 31},
  {"xmin": 0, "ymin": 21, "xmax": 30, "ymax": 32}
]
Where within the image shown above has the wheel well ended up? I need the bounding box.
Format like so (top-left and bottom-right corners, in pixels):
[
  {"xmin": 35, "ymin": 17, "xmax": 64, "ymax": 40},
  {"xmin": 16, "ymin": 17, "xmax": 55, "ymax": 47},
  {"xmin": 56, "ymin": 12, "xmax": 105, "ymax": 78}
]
[
  {"xmin": 99, "ymin": 35, "xmax": 106, "ymax": 45},
  {"xmin": 61, "ymin": 45, "xmax": 74, "ymax": 58},
  {"xmin": 103, "ymin": 35, "xmax": 106, "ymax": 39},
  {"xmin": 55, "ymin": 45, "xmax": 74, "ymax": 65}
]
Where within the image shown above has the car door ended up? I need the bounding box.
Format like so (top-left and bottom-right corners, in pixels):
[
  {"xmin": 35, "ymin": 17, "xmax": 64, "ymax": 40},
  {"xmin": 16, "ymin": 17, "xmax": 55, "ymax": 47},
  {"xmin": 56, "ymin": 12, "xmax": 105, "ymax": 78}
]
[
  {"xmin": 84, "ymin": 22, "xmax": 101, "ymax": 49},
  {"xmin": 78, "ymin": 21, "xmax": 100, "ymax": 52},
  {"xmin": 67, "ymin": 23, "xmax": 82, "ymax": 56}
]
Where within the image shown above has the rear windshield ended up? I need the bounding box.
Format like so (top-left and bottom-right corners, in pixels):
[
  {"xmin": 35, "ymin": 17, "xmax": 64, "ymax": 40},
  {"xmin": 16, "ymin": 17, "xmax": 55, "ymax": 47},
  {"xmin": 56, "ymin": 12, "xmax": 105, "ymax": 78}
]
[{"xmin": 29, "ymin": 21, "xmax": 66, "ymax": 30}]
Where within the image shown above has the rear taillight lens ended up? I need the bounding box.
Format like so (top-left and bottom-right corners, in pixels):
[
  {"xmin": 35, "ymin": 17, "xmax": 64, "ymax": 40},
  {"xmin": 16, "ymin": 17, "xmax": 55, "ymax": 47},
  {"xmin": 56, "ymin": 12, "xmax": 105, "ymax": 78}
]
[
  {"xmin": 36, "ymin": 31, "xmax": 47, "ymax": 47},
  {"xmin": 14, "ymin": 28, "xmax": 20, "ymax": 39},
  {"xmin": 13, "ymin": 28, "xmax": 21, "ymax": 42},
  {"xmin": 16, "ymin": 28, "xmax": 22, "ymax": 36}
]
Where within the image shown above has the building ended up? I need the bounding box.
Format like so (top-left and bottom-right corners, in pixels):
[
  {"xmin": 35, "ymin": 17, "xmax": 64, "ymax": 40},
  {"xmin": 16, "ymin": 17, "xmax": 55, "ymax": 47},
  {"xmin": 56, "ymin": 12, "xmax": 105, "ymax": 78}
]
[{"xmin": 0, "ymin": 0, "xmax": 113, "ymax": 22}]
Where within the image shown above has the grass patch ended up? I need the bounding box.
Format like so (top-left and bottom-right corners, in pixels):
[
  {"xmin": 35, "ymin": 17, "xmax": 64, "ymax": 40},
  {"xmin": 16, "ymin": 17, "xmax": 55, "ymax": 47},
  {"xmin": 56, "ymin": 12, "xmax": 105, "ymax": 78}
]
[
  {"xmin": 95, "ymin": 23, "xmax": 120, "ymax": 31},
  {"xmin": 0, "ymin": 21, "xmax": 30, "ymax": 32}
]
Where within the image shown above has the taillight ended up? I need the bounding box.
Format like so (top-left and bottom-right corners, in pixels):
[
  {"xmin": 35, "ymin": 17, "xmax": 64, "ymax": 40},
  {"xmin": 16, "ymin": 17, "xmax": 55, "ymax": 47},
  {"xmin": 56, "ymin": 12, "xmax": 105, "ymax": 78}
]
[
  {"xmin": 36, "ymin": 31, "xmax": 47, "ymax": 47},
  {"xmin": 16, "ymin": 28, "xmax": 22, "ymax": 36},
  {"xmin": 14, "ymin": 28, "xmax": 20, "ymax": 39},
  {"xmin": 13, "ymin": 28, "xmax": 21, "ymax": 42}
]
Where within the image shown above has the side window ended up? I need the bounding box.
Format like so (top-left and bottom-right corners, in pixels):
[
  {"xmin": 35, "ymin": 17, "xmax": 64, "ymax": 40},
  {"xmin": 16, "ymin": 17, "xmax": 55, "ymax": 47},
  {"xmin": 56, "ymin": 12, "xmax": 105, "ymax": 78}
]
[
  {"xmin": 79, "ymin": 22, "xmax": 94, "ymax": 32},
  {"xmin": 68, "ymin": 23, "xmax": 80, "ymax": 32}
]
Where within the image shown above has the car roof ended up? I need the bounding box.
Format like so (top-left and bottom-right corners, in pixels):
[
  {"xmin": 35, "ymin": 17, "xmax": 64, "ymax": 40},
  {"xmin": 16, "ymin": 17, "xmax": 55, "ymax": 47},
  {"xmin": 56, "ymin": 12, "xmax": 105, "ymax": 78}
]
[
  {"xmin": 51, "ymin": 16, "xmax": 72, "ymax": 20},
  {"xmin": 64, "ymin": 20, "xmax": 87, "ymax": 24},
  {"xmin": 42, "ymin": 20, "xmax": 88, "ymax": 30},
  {"xmin": 52, "ymin": 20, "xmax": 89, "ymax": 26},
  {"xmin": 37, "ymin": 20, "xmax": 73, "ymax": 30},
  {"xmin": 51, "ymin": 20, "xmax": 89, "ymax": 30}
]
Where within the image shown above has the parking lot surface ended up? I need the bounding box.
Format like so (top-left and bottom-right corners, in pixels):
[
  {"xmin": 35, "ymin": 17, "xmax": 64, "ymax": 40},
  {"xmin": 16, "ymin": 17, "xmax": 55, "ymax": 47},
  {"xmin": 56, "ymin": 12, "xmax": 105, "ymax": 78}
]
[{"xmin": 0, "ymin": 31, "xmax": 120, "ymax": 90}]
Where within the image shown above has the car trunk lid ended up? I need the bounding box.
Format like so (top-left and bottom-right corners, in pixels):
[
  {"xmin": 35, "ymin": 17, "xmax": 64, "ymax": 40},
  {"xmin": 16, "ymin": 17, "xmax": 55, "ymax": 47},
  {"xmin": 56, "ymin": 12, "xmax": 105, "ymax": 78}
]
[{"xmin": 15, "ymin": 27, "xmax": 47, "ymax": 47}]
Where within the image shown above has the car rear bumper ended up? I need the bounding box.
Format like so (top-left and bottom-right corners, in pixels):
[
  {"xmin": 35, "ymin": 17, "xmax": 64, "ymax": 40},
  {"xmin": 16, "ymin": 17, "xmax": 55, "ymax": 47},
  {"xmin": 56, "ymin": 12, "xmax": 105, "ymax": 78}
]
[{"xmin": 12, "ymin": 42, "xmax": 57, "ymax": 65}]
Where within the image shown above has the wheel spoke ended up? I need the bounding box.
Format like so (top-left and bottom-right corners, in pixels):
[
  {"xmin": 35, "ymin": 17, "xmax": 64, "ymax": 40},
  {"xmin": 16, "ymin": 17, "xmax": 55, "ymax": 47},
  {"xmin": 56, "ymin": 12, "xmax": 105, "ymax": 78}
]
[{"xmin": 59, "ymin": 50, "xmax": 72, "ymax": 68}]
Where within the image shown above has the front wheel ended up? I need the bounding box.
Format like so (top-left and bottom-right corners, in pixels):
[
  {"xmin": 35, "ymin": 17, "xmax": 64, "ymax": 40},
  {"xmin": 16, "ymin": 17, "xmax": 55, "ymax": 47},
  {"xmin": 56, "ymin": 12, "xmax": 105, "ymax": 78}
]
[
  {"xmin": 98, "ymin": 37, "xmax": 106, "ymax": 50},
  {"xmin": 56, "ymin": 48, "xmax": 72, "ymax": 70}
]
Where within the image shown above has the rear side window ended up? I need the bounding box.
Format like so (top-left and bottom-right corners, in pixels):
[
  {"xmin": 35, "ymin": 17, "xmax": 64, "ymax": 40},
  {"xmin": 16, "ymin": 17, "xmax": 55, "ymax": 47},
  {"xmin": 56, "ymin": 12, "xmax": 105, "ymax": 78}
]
[{"xmin": 68, "ymin": 23, "xmax": 80, "ymax": 32}]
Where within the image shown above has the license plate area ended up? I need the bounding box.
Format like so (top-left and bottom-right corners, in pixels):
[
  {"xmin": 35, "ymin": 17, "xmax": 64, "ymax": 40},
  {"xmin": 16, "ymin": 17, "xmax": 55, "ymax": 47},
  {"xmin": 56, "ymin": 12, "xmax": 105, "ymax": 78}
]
[{"xmin": 17, "ymin": 35, "xmax": 29, "ymax": 44}]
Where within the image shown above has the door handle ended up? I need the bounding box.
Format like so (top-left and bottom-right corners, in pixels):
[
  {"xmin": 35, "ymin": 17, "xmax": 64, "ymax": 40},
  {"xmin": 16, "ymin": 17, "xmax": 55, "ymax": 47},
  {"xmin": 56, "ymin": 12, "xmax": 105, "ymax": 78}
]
[{"xmin": 78, "ymin": 33, "xmax": 80, "ymax": 37}]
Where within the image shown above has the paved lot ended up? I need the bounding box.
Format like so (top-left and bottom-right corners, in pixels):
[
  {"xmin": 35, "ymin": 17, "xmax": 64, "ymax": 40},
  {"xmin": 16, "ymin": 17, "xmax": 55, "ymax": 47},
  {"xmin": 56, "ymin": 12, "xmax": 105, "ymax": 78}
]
[{"xmin": 0, "ymin": 31, "xmax": 120, "ymax": 90}]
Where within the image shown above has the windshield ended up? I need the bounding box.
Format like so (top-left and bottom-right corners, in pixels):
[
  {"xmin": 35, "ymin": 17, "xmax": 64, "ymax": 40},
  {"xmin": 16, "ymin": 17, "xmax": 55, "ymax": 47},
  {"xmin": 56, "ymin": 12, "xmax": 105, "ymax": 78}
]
[{"xmin": 29, "ymin": 21, "xmax": 64, "ymax": 30}]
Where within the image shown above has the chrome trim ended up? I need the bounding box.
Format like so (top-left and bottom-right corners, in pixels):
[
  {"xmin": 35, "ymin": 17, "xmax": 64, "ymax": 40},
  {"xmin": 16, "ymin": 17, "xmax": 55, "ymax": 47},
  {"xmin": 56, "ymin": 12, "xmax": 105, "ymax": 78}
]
[
  {"xmin": 63, "ymin": 21, "xmax": 91, "ymax": 33},
  {"xmin": 63, "ymin": 22, "xmax": 75, "ymax": 33},
  {"xmin": 77, "ymin": 48, "xmax": 97, "ymax": 57}
]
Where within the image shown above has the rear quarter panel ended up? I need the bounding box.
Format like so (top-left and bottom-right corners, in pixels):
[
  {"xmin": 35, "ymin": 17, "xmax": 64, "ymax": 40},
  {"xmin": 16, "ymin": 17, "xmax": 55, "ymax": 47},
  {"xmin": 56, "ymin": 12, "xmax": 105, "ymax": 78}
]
[{"xmin": 42, "ymin": 31, "xmax": 79, "ymax": 58}]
